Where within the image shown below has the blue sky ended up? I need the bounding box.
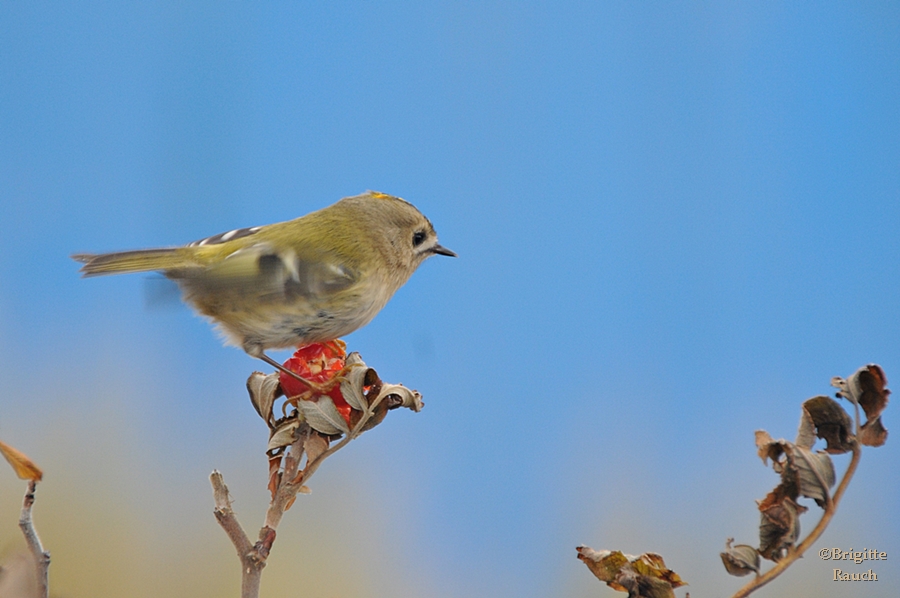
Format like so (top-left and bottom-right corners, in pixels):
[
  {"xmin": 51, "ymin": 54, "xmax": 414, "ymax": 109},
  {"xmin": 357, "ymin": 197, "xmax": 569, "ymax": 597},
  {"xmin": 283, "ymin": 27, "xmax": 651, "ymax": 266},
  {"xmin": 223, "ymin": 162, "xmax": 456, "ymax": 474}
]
[{"xmin": 1, "ymin": 3, "xmax": 898, "ymax": 597}]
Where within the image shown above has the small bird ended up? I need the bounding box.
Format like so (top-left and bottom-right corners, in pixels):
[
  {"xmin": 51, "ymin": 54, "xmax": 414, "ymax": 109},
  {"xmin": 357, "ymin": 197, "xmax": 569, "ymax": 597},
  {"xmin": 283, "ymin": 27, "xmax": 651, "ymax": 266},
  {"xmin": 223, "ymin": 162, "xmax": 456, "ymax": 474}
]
[{"xmin": 73, "ymin": 191, "xmax": 456, "ymax": 377}]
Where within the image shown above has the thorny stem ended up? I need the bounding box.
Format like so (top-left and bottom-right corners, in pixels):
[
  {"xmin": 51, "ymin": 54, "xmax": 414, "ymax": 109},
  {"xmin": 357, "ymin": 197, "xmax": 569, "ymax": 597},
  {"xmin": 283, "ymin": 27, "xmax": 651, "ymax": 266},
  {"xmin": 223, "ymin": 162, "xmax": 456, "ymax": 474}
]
[
  {"xmin": 730, "ymin": 399, "xmax": 865, "ymax": 598},
  {"xmin": 19, "ymin": 480, "xmax": 50, "ymax": 598}
]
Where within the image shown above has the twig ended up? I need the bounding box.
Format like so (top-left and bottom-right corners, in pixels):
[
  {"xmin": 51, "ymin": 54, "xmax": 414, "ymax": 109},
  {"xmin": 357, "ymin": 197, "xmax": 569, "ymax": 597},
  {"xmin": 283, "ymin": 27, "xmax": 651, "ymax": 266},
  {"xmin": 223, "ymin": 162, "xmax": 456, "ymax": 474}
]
[
  {"xmin": 18, "ymin": 480, "xmax": 49, "ymax": 598},
  {"xmin": 210, "ymin": 471, "xmax": 263, "ymax": 598},
  {"xmin": 212, "ymin": 424, "xmax": 364, "ymax": 598}
]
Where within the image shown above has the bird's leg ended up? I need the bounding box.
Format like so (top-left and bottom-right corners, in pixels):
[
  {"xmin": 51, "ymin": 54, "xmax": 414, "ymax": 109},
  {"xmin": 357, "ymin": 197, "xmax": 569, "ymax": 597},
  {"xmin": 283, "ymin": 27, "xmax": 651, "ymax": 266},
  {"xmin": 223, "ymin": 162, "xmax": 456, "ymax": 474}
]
[{"xmin": 258, "ymin": 353, "xmax": 328, "ymax": 394}]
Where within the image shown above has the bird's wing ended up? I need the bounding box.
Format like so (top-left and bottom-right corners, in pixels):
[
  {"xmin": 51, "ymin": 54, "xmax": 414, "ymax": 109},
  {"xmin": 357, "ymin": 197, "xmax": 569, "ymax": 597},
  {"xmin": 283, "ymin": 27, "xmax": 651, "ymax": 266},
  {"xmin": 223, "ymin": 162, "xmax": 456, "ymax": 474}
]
[{"xmin": 174, "ymin": 241, "xmax": 359, "ymax": 302}]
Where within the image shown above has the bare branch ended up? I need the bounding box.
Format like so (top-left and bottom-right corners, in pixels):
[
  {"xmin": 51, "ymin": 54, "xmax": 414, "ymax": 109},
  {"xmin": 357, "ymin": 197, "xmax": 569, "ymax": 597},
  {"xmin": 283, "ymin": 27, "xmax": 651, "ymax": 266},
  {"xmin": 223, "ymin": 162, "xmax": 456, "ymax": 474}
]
[
  {"xmin": 210, "ymin": 471, "xmax": 264, "ymax": 598},
  {"xmin": 18, "ymin": 480, "xmax": 49, "ymax": 598}
]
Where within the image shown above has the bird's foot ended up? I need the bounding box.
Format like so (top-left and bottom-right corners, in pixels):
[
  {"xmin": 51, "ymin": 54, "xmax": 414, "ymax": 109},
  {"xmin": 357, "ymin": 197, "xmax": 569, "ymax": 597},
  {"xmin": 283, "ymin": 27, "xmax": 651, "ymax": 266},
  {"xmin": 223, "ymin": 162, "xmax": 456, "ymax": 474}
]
[{"xmin": 258, "ymin": 352, "xmax": 330, "ymax": 395}]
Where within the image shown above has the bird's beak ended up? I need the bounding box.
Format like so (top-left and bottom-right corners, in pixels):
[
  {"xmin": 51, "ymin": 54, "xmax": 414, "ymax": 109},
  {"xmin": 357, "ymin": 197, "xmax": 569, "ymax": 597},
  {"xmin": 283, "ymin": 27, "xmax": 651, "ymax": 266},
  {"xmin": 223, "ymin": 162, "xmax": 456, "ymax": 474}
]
[{"xmin": 431, "ymin": 244, "xmax": 457, "ymax": 257}]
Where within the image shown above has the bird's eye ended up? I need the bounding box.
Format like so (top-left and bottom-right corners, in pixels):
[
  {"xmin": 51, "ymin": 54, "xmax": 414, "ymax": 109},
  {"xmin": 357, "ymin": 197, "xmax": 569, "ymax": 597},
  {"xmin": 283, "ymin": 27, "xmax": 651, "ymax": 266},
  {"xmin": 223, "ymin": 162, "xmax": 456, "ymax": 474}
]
[{"xmin": 412, "ymin": 230, "xmax": 427, "ymax": 247}]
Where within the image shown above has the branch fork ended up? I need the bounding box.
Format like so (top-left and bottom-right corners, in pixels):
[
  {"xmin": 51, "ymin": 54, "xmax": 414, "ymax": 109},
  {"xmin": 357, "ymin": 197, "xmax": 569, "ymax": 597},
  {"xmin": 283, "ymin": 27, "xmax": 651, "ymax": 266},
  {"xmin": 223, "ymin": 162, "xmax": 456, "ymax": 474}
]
[{"xmin": 211, "ymin": 350, "xmax": 423, "ymax": 598}]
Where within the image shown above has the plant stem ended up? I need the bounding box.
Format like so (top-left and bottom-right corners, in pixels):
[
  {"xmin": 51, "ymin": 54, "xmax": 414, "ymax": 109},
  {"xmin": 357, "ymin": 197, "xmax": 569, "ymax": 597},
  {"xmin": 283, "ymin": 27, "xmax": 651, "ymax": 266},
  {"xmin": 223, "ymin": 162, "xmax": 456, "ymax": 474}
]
[
  {"xmin": 211, "ymin": 471, "xmax": 264, "ymax": 598},
  {"xmin": 730, "ymin": 443, "xmax": 861, "ymax": 598},
  {"xmin": 18, "ymin": 480, "xmax": 50, "ymax": 598}
]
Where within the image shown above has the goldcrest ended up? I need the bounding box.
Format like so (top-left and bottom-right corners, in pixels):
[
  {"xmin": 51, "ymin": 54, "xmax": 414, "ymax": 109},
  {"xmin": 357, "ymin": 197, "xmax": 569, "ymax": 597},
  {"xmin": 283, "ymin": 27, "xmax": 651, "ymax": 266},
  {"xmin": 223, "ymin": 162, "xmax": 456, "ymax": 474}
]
[{"xmin": 73, "ymin": 191, "xmax": 455, "ymax": 372}]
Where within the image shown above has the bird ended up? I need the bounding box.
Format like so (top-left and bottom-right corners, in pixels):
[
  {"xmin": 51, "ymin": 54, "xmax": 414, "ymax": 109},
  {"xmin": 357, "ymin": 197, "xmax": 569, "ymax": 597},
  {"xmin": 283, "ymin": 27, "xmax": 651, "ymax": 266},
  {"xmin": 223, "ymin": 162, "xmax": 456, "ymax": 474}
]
[{"xmin": 73, "ymin": 191, "xmax": 456, "ymax": 379}]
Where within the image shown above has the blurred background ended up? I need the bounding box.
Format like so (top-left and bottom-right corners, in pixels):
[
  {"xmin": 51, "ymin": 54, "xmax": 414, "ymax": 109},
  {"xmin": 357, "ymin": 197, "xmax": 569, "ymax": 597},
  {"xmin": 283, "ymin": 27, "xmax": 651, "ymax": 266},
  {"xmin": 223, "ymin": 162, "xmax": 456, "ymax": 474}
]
[{"xmin": 1, "ymin": 2, "xmax": 898, "ymax": 597}]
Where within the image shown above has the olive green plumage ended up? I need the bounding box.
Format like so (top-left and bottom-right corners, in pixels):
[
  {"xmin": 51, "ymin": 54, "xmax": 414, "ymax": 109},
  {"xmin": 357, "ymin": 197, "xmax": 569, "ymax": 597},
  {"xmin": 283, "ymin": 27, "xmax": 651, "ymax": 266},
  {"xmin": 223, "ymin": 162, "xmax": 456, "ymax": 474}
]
[{"xmin": 73, "ymin": 191, "xmax": 455, "ymax": 360}]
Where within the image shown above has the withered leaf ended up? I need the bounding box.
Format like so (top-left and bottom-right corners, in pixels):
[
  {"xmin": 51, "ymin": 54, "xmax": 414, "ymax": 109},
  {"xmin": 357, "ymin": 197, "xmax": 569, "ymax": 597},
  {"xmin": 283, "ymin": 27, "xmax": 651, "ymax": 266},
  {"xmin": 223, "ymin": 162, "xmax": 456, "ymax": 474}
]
[
  {"xmin": 860, "ymin": 417, "xmax": 888, "ymax": 448},
  {"xmin": 853, "ymin": 365, "xmax": 889, "ymax": 447},
  {"xmin": 793, "ymin": 447, "xmax": 835, "ymax": 507},
  {"xmin": 834, "ymin": 364, "xmax": 887, "ymax": 413},
  {"xmin": 796, "ymin": 406, "xmax": 817, "ymax": 450},
  {"xmin": 267, "ymin": 455, "xmax": 282, "ymax": 498},
  {"xmin": 630, "ymin": 553, "xmax": 686, "ymax": 588},
  {"xmin": 720, "ymin": 539, "xmax": 760, "ymax": 577},
  {"xmin": 832, "ymin": 364, "xmax": 890, "ymax": 447},
  {"xmin": 296, "ymin": 396, "xmax": 351, "ymax": 435},
  {"xmin": 339, "ymin": 359, "xmax": 373, "ymax": 413},
  {"xmin": 302, "ymin": 431, "xmax": 329, "ymax": 465},
  {"xmin": 615, "ymin": 570, "xmax": 679, "ymax": 598},
  {"xmin": 576, "ymin": 547, "xmax": 628, "ymax": 585},
  {"xmin": 755, "ymin": 431, "xmax": 790, "ymax": 474},
  {"xmin": 247, "ymin": 372, "xmax": 281, "ymax": 425},
  {"xmin": 376, "ymin": 383, "xmax": 424, "ymax": 412},
  {"xmin": 853, "ymin": 364, "xmax": 890, "ymax": 420},
  {"xmin": 758, "ymin": 495, "xmax": 805, "ymax": 561},
  {"xmin": 268, "ymin": 419, "xmax": 300, "ymax": 452},
  {"xmin": 576, "ymin": 547, "xmax": 685, "ymax": 597},
  {"xmin": 756, "ymin": 431, "xmax": 831, "ymax": 508},
  {"xmin": 800, "ymin": 396, "xmax": 854, "ymax": 454},
  {"xmin": 0, "ymin": 441, "xmax": 42, "ymax": 482}
]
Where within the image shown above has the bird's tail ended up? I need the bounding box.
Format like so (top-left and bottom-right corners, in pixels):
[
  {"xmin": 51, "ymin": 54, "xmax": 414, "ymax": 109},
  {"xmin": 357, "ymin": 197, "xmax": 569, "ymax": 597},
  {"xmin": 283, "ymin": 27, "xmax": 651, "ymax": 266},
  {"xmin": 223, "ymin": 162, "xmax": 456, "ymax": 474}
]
[{"xmin": 72, "ymin": 248, "xmax": 198, "ymax": 276}]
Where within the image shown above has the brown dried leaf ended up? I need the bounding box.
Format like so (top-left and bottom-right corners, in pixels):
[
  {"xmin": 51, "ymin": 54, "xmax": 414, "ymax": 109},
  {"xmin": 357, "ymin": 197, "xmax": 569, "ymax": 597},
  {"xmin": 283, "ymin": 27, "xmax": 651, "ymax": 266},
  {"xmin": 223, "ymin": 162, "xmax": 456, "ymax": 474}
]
[
  {"xmin": 720, "ymin": 539, "xmax": 760, "ymax": 577},
  {"xmin": 835, "ymin": 364, "xmax": 888, "ymax": 415},
  {"xmin": 576, "ymin": 547, "xmax": 628, "ymax": 585},
  {"xmin": 796, "ymin": 405, "xmax": 817, "ymax": 450},
  {"xmin": 376, "ymin": 383, "xmax": 424, "ymax": 412},
  {"xmin": 576, "ymin": 547, "xmax": 685, "ymax": 597},
  {"xmin": 860, "ymin": 417, "xmax": 888, "ymax": 448},
  {"xmin": 302, "ymin": 432, "xmax": 329, "ymax": 465},
  {"xmin": 800, "ymin": 396, "xmax": 854, "ymax": 454},
  {"xmin": 755, "ymin": 431, "xmax": 790, "ymax": 474},
  {"xmin": 833, "ymin": 364, "xmax": 890, "ymax": 447},
  {"xmin": 853, "ymin": 365, "xmax": 889, "ymax": 447},
  {"xmin": 853, "ymin": 364, "xmax": 890, "ymax": 419},
  {"xmin": 0, "ymin": 440, "xmax": 42, "ymax": 482},
  {"xmin": 758, "ymin": 495, "xmax": 806, "ymax": 561},
  {"xmin": 794, "ymin": 447, "xmax": 835, "ymax": 507},
  {"xmin": 296, "ymin": 396, "xmax": 351, "ymax": 435},
  {"xmin": 268, "ymin": 419, "xmax": 300, "ymax": 452},
  {"xmin": 616, "ymin": 571, "xmax": 679, "ymax": 598},
  {"xmin": 758, "ymin": 425, "xmax": 835, "ymax": 508},
  {"xmin": 757, "ymin": 481, "xmax": 792, "ymax": 511},
  {"xmin": 339, "ymin": 354, "xmax": 372, "ymax": 412},
  {"xmin": 630, "ymin": 553, "xmax": 686, "ymax": 589},
  {"xmin": 267, "ymin": 455, "xmax": 282, "ymax": 499},
  {"xmin": 247, "ymin": 372, "xmax": 282, "ymax": 425}
]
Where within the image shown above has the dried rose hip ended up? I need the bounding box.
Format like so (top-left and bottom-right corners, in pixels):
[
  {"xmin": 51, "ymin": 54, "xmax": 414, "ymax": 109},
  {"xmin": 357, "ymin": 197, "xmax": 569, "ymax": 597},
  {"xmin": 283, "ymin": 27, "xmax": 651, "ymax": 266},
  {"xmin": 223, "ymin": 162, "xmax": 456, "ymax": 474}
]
[{"xmin": 280, "ymin": 340, "xmax": 352, "ymax": 423}]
